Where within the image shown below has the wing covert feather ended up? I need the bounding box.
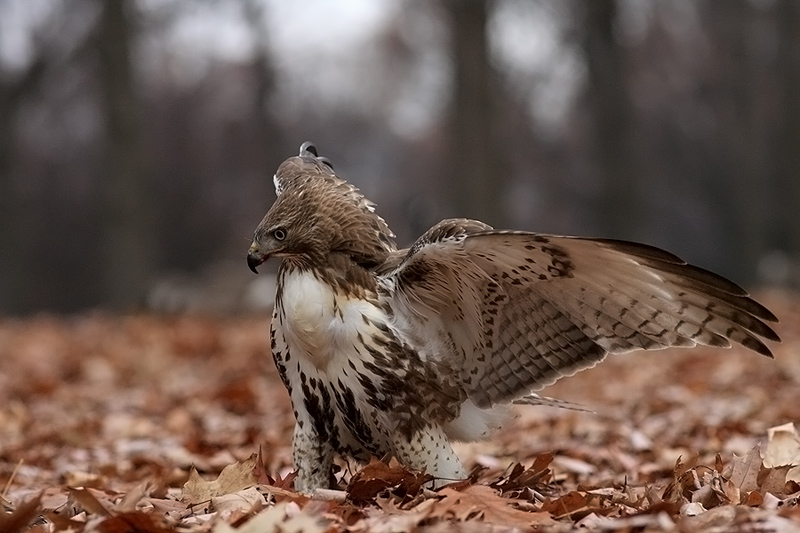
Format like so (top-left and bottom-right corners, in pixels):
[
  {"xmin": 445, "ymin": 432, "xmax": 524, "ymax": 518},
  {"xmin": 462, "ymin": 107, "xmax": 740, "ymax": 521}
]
[{"xmin": 383, "ymin": 220, "xmax": 779, "ymax": 408}]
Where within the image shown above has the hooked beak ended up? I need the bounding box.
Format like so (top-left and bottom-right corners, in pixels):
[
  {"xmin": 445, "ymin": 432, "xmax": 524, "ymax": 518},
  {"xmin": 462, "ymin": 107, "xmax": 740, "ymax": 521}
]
[{"xmin": 247, "ymin": 243, "xmax": 266, "ymax": 274}]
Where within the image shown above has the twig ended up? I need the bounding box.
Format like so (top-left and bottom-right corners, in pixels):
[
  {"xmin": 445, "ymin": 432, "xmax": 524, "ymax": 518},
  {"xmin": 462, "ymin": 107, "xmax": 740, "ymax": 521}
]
[{"xmin": 2, "ymin": 459, "xmax": 23, "ymax": 499}]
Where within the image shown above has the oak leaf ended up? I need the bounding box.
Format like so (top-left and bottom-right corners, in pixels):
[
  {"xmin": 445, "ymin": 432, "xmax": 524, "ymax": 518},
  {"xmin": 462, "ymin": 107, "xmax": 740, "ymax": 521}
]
[
  {"xmin": 182, "ymin": 454, "xmax": 258, "ymax": 504},
  {"xmin": 491, "ymin": 453, "xmax": 554, "ymax": 494},
  {"xmin": 347, "ymin": 458, "xmax": 430, "ymax": 505},
  {"xmin": 539, "ymin": 490, "xmax": 593, "ymax": 519},
  {"xmin": 431, "ymin": 485, "xmax": 555, "ymax": 528},
  {"xmin": 96, "ymin": 512, "xmax": 174, "ymax": 533},
  {"xmin": 212, "ymin": 502, "xmax": 329, "ymax": 533},
  {"xmin": 0, "ymin": 494, "xmax": 41, "ymax": 533},
  {"xmin": 724, "ymin": 446, "xmax": 761, "ymax": 504},
  {"xmin": 763, "ymin": 423, "xmax": 800, "ymax": 484},
  {"xmin": 758, "ymin": 465, "xmax": 792, "ymax": 498}
]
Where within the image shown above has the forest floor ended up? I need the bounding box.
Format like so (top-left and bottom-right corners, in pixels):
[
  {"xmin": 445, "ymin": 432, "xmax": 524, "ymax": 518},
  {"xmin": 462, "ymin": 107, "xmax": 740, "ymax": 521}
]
[{"xmin": 1, "ymin": 290, "xmax": 800, "ymax": 532}]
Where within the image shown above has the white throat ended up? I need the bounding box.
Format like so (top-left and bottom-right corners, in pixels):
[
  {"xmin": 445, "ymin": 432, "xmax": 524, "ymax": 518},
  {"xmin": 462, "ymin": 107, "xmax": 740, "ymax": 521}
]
[{"xmin": 279, "ymin": 270, "xmax": 385, "ymax": 371}]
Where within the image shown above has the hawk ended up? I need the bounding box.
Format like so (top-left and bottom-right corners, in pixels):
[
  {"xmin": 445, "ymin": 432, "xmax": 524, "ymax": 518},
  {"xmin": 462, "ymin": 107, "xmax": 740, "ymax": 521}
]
[{"xmin": 247, "ymin": 142, "xmax": 779, "ymax": 493}]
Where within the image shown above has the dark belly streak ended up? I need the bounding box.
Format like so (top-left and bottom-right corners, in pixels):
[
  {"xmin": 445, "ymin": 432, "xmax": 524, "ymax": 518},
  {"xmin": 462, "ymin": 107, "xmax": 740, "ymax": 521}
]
[
  {"xmin": 296, "ymin": 364, "xmax": 385, "ymax": 461},
  {"xmin": 272, "ymin": 319, "xmax": 384, "ymax": 460}
]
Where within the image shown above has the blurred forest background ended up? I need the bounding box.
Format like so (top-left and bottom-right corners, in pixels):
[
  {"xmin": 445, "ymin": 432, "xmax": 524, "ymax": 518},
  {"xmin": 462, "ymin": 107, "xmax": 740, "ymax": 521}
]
[{"xmin": 1, "ymin": 0, "xmax": 799, "ymax": 315}]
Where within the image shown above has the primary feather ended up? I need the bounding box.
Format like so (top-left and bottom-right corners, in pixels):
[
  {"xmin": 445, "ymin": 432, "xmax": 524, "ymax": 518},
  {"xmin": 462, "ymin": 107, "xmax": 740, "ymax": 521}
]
[{"xmin": 247, "ymin": 142, "xmax": 779, "ymax": 492}]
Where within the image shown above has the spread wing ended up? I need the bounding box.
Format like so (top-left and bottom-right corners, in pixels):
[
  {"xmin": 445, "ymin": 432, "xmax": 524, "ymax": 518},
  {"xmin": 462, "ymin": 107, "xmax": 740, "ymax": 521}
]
[{"xmin": 380, "ymin": 219, "xmax": 780, "ymax": 408}]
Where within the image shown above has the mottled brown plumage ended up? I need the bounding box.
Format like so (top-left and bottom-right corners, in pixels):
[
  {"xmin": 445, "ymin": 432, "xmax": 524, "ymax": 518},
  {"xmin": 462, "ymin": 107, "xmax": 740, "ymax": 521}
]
[{"xmin": 248, "ymin": 142, "xmax": 779, "ymax": 493}]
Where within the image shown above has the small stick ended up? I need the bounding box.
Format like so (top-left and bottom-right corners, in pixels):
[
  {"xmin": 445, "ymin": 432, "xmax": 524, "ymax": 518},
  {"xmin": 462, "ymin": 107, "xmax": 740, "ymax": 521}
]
[{"xmin": 2, "ymin": 459, "xmax": 23, "ymax": 499}]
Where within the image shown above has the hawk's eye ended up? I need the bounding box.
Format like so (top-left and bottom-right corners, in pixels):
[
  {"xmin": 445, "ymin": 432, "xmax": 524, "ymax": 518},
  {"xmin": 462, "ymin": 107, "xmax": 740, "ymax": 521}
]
[{"xmin": 272, "ymin": 227, "xmax": 287, "ymax": 241}]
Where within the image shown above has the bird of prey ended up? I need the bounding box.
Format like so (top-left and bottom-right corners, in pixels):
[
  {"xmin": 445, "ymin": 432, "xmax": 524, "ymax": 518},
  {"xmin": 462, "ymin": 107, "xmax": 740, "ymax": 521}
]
[{"xmin": 247, "ymin": 142, "xmax": 779, "ymax": 493}]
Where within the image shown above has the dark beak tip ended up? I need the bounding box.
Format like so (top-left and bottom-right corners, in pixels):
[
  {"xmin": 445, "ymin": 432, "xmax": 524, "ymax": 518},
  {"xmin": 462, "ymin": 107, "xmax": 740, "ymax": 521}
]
[{"xmin": 247, "ymin": 254, "xmax": 263, "ymax": 274}]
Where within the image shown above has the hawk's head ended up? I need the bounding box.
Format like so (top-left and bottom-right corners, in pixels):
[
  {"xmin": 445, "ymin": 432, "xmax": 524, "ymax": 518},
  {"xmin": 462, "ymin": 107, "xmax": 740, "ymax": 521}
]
[{"xmin": 247, "ymin": 142, "xmax": 396, "ymax": 273}]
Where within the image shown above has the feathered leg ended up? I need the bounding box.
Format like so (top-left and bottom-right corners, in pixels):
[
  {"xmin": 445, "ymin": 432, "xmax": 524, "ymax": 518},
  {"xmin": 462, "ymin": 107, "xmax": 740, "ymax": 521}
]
[
  {"xmin": 292, "ymin": 423, "xmax": 334, "ymax": 493},
  {"xmin": 392, "ymin": 425, "xmax": 466, "ymax": 487}
]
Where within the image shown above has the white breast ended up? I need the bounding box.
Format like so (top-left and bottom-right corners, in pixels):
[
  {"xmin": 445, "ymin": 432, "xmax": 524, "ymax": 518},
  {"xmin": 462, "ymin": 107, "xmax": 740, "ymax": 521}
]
[{"xmin": 280, "ymin": 270, "xmax": 386, "ymax": 370}]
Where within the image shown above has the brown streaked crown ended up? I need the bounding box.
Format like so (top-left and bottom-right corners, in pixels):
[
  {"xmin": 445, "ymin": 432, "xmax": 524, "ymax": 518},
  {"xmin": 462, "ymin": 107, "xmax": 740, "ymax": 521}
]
[{"xmin": 252, "ymin": 142, "xmax": 396, "ymax": 269}]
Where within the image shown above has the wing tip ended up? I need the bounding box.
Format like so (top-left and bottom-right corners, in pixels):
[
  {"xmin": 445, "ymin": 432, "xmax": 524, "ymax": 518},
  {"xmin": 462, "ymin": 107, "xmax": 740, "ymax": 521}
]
[{"xmin": 742, "ymin": 336, "xmax": 776, "ymax": 358}]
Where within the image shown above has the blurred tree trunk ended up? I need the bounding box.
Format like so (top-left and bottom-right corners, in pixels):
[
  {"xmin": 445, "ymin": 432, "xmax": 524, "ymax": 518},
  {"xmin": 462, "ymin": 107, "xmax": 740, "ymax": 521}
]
[
  {"xmin": 580, "ymin": 0, "xmax": 639, "ymax": 240},
  {"xmin": 444, "ymin": 0, "xmax": 505, "ymax": 227},
  {"xmin": 244, "ymin": 0, "xmax": 292, "ymax": 197},
  {"xmin": 701, "ymin": 1, "xmax": 769, "ymax": 284},
  {"xmin": 0, "ymin": 57, "xmax": 46, "ymax": 313},
  {"xmin": 95, "ymin": 0, "xmax": 154, "ymax": 309},
  {"xmin": 776, "ymin": 0, "xmax": 800, "ymax": 287}
]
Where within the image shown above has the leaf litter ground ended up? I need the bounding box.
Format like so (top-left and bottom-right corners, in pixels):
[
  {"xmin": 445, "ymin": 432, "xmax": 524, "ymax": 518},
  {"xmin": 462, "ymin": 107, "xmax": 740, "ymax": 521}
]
[{"xmin": 1, "ymin": 290, "xmax": 800, "ymax": 532}]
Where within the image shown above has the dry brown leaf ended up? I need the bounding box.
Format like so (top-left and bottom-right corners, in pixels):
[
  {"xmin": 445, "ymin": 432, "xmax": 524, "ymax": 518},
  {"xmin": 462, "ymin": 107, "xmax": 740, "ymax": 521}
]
[
  {"xmin": 682, "ymin": 505, "xmax": 800, "ymax": 532},
  {"xmin": 252, "ymin": 447, "xmax": 299, "ymax": 491},
  {"xmin": 63, "ymin": 471, "xmax": 107, "ymax": 489},
  {"xmin": 674, "ymin": 453, "xmax": 699, "ymax": 479},
  {"xmin": 0, "ymin": 494, "xmax": 41, "ymax": 533},
  {"xmin": 212, "ymin": 502, "xmax": 329, "ymax": 533},
  {"xmin": 577, "ymin": 510, "xmax": 675, "ymax": 530},
  {"xmin": 349, "ymin": 499, "xmax": 436, "ymax": 533},
  {"xmin": 763, "ymin": 423, "xmax": 800, "ymax": 468},
  {"xmin": 346, "ymin": 458, "xmax": 430, "ymax": 505},
  {"xmin": 114, "ymin": 481, "xmax": 150, "ymax": 513},
  {"xmin": 759, "ymin": 465, "xmax": 793, "ymax": 498},
  {"xmin": 95, "ymin": 511, "xmax": 174, "ymax": 533},
  {"xmin": 182, "ymin": 454, "xmax": 258, "ymax": 504},
  {"xmin": 260, "ymin": 485, "xmax": 311, "ymax": 506},
  {"xmin": 211, "ymin": 487, "xmax": 267, "ymax": 521},
  {"xmin": 490, "ymin": 453, "xmax": 554, "ymax": 494},
  {"xmin": 69, "ymin": 487, "xmax": 111, "ymax": 517},
  {"xmin": 431, "ymin": 485, "xmax": 555, "ymax": 527},
  {"xmin": 539, "ymin": 490, "xmax": 597, "ymax": 519},
  {"xmin": 251, "ymin": 446, "xmax": 296, "ymax": 488},
  {"xmin": 743, "ymin": 490, "xmax": 764, "ymax": 507},
  {"xmin": 143, "ymin": 497, "xmax": 189, "ymax": 514},
  {"xmin": 763, "ymin": 423, "xmax": 800, "ymax": 484},
  {"xmin": 724, "ymin": 445, "xmax": 762, "ymax": 504}
]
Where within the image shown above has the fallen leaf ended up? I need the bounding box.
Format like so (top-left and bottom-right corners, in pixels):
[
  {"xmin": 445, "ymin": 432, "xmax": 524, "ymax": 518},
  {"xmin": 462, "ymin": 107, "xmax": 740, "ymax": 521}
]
[
  {"xmin": 724, "ymin": 446, "xmax": 762, "ymax": 504},
  {"xmin": 0, "ymin": 494, "xmax": 41, "ymax": 533},
  {"xmin": 114, "ymin": 481, "xmax": 150, "ymax": 513},
  {"xmin": 759, "ymin": 465, "xmax": 792, "ymax": 498},
  {"xmin": 431, "ymin": 485, "xmax": 555, "ymax": 527},
  {"xmin": 96, "ymin": 511, "xmax": 174, "ymax": 533},
  {"xmin": 552, "ymin": 455, "xmax": 596, "ymax": 475},
  {"xmin": 252, "ymin": 447, "xmax": 299, "ymax": 491},
  {"xmin": 63, "ymin": 471, "xmax": 107, "ymax": 488},
  {"xmin": 251, "ymin": 446, "xmax": 271, "ymax": 485},
  {"xmin": 212, "ymin": 487, "xmax": 267, "ymax": 521},
  {"xmin": 69, "ymin": 487, "xmax": 111, "ymax": 517},
  {"xmin": 347, "ymin": 458, "xmax": 430, "ymax": 504},
  {"xmin": 683, "ymin": 505, "xmax": 737, "ymax": 531},
  {"xmin": 182, "ymin": 454, "xmax": 259, "ymax": 504},
  {"xmin": 680, "ymin": 501, "xmax": 706, "ymax": 517},
  {"xmin": 677, "ymin": 453, "xmax": 699, "ymax": 477},
  {"xmin": 763, "ymin": 423, "xmax": 800, "ymax": 468},
  {"xmin": 349, "ymin": 500, "xmax": 436, "ymax": 533},
  {"xmin": 539, "ymin": 490, "xmax": 592, "ymax": 518},
  {"xmin": 491, "ymin": 453, "xmax": 554, "ymax": 494},
  {"xmin": 577, "ymin": 511, "xmax": 675, "ymax": 530},
  {"xmin": 763, "ymin": 423, "xmax": 800, "ymax": 484},
  {"xmin": 260, "ymin": 485, "xmax": 311, "ymax": 506},
  {"xmin": 744, "ymin": 490, "xmax": 764, "ymax": 507},
  {"xmin": 213, "ymin": 502, "xmax": 329, "ymax": 533}
]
